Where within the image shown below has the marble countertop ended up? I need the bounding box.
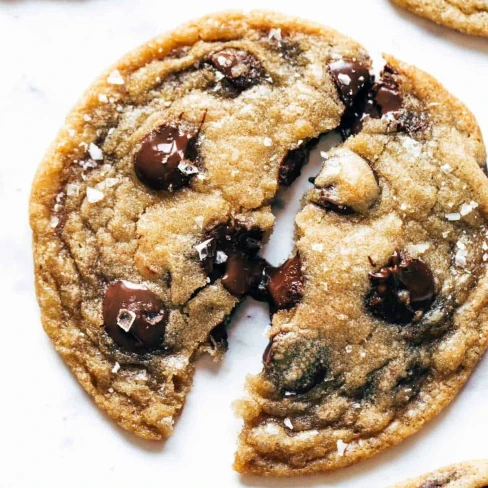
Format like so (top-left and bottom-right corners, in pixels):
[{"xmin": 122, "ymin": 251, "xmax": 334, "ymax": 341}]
[{"xmin": 1, "ymin": 1, "xmax": 488, "ymax": 487}]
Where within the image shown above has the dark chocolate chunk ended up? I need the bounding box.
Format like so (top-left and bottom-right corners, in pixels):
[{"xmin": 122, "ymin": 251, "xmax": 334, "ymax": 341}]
[
  {"xmin": 222, "ymin": 253, "xmax": 255, "ymax": 297},
  {"xmin": 278, "ymin": 139, "xmax": 318, "ymax": 186},
  {"xmin": 329, "ymin": 59, "xmax": 371, "ymax": 109},
  {"xmin": 266, "ymin": 254, "xmax": 304, "ymax": 310},
  {"xmin": 340, "ymin": 64, "xmax": 406, "ymax": 137},
  {"xmin": 209, "ymin": 48, "xmax": 263, "ymax": 90},
  {"xmin": 134, "ymin": 124, "xmax": 199, "ymax": 191},
  {"xmin": 366, "ymin": 250, "xmax": 435, "ymax": 324},
  {"xmin": 103, "ymin": 281, "xmax": 168, "ymax": 353},
  {"xmin": 362, "ymin": 65, "xmax": 403, "ymax": 118},
  {"xmin": 263, "ymin": 333, "xmax": 328, "ymax": 395},
  {"xmin": 196, "ymin": 222, "xmax": 266, "ymax": 297}
]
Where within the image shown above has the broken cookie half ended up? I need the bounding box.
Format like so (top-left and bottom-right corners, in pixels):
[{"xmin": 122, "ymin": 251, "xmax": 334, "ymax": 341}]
[{"xmin": 29, "ymin": 11, "xmax": 488, "ymax": 476}]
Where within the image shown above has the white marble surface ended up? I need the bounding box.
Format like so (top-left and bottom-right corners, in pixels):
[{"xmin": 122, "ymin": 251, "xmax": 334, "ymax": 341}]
[{"xmin": 1, "ymin": 1, "xmax": 488, "ymax": 487}]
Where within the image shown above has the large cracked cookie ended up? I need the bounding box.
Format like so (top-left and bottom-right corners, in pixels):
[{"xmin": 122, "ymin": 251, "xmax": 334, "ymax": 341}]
[
  {"xmin": 392, "ymin": 0, "xmax": 488, "ymax": 37},
  {"xmin": 30, "ymin": 10, "xmax": 488, "ymax": 476},
  {"xmin": 392, "ymin": 460, "xmax": 488, "ymax": 487}
]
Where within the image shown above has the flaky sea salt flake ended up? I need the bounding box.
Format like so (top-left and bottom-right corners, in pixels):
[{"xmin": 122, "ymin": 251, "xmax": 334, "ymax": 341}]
[
  {"xmin": 445, "ymin": 213, "xmax": 461, "ymax": 221},
  {"xmin": 112, "ymin": 362, "xmax": 120, "ymax": 373},
  {"xmin": 88, "ymin": 143, "xmax": 103, "ymax": 161},
  {"xmin": 337, "ymin": 439, "xmax": 348, "ymax": 456},
  {"xmin": 455, "ymin": 249, "xmax": 467, "ymax": 268},
  {"xmin": 107, "ymin": 70, "xmax": 125, "ymax": 85},
  {"xmin": 86, "ymin": 187, "xmax": 104, "ymax": 203},
  {"xmin": 194, "ymin": 238, "xmax": 212, "ymax": 259},
  {"xmin": 117, "ymin": 309, "xmax": 136, "ymax": 332},
  {"xmin": 268, "ymin": 28, "xmax": 282, "ymax": 41},
  {"xmin": 283, "ymin": 418, "xmax": 293, "ymax": 429},
  {"xmin": 263, "ymin": 137, "xmax": 273, "ymax": 147},
  {"xmin": 194, "ymin": 216, "xmax": 204, "ymax": 229},
  {"xmin": 50, "ymin": 216, "xmax": 59, "ymax": 228},
  {"xmin": 66, "ymin": 183, "xmax": 79, "ymax": 196},
  {"xmin": 337, "ymin": 73, "xmax": 351, "ymax": 85},
  {"xmin": 460, "ymin": 203, "xmax": 474, "ymax": 216}
]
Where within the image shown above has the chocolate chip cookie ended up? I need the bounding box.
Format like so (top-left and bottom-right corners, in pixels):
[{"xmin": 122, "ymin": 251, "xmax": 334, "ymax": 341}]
[
  {"xmin": 392, "ymin": 0, "xmax": 488, "ymax": 37},
  {"xmin": 29, "ymin": 11, "xmax": 488, "ymax": 476},
  {"xmin": 392, "ymin": 460, "xmax": 488, "ymax": 487}
]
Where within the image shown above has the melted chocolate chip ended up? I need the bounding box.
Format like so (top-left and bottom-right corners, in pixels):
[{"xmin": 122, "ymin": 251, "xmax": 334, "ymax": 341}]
[
  {"xmin": 339, "ymin": 64, "xmax": 408, "ymax": 137},
  {"xmin": 360, "ymin": 65, "xmax": 403, "ymax": 122},
  {"xmin": 208, "ymin": 48, "xmax": 263, "ymax": 90},
  {"xmin": 197, "ymin": 223, "xmax": 266, "ymax": 297},
  {"xmin": 263, "ymin": 333, "xmax": 328, "ymax": 395},
  {"xmin": 103, "ymin": 281, "xmax": 168, "ymax": 353},
  {"xmin": 279, "ymin": 139, "xmax": 318, "ymax": 186},
  {"xmin": 134, "ymin": 124, "xmax": 199, "ymax": 191},
  {"xmin": 366, "ymin": 251, "xmax": 435, "ymax": 324},
  {"xmin": 329, "ymin": 59, "xmax": 371, "ymax": 109},
  {"xmin": 266, "ymin": 254, "xmax": 304, "ymax": 310},
  {"xmin": 329, "ymin": 59, "xmax": 373, "ymax": 138},
  {"xmin": 373, "ymin": 73, "xmax": 403, "ymax": 115}
]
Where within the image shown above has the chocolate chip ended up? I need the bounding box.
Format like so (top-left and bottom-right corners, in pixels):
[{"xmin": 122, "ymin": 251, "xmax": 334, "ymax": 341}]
[
  {"xmin": 329, "ymin": 59, "xmax": 371, "ymax": 109},
  {"xmin": 103, "ymin": 281, "xmax": 168, "ymax": 353},
  {"xmin": 366, "ymin": 251, "xmax": 435, "ymax": 324},
  {"xmin": 363, "ymin": 65, "xmax": 403, "ymax": 118},
  {"xmin": 196, "ymin": 222, "xmax": 266, "ymax": 297},
  {"xmin": 134, "ymin": 124, "xmax": 199, "ymax": 191},
  {"xmin": 266, "ymin": 254, "xmax": 304, "ymax": 310},
  {"xmin": 339, "ymin": 64, "xmax": 407, "ymax": 137},
  {"xmin": 208, "ymin": 48, "xmax": 263, "ymax": 90},
  {"xmin": 222, "ymin": 253, "xmax": 255, "ymax": 297},
  {"xmin": 279, "ymin": 139, "xmax": 318, "ymax": 186},
  {"xmin": 263, "ymin": 333, "xmax": 328, "ymax": 395}
]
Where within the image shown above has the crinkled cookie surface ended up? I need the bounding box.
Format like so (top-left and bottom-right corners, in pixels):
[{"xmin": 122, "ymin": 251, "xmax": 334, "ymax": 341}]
[
  {"xmin": 30, "ymin": 10, "xmax": 488, "ymax": 476},
  {"xmin": 392, "ymin": 460, "xmax": 488, "ymax": 487}
]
